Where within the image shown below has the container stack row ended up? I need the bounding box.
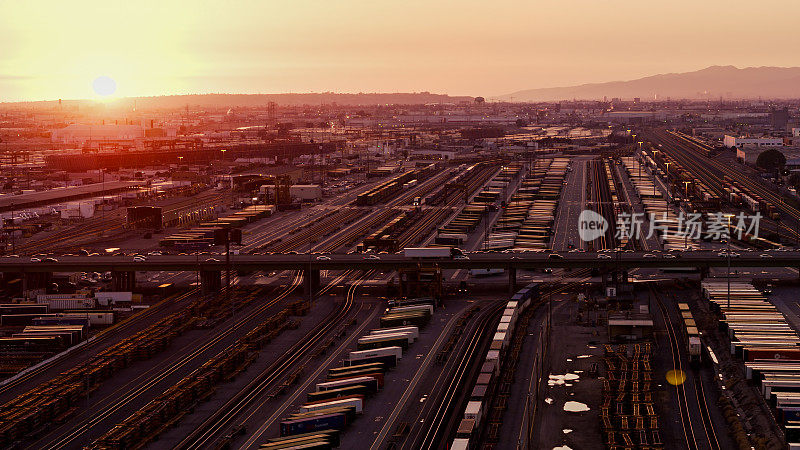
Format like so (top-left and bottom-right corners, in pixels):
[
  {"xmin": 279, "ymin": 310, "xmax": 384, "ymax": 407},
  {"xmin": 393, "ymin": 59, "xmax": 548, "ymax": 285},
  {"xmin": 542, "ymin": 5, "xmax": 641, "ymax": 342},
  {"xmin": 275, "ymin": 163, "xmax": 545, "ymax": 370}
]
[
  {"xmin": 620, "ymin": 157, "xmax": 700, "ymax": 251},
  {"xmin": 701, "ymin": 280, "xmax": 800, "ymax": 445},
  {"xmin": 265, "ymin": 299, "xmax": 435, "ymax": 449},
  {"xmin": 512, "ymin": 158, "xmax": 569, "ymax": 250}
]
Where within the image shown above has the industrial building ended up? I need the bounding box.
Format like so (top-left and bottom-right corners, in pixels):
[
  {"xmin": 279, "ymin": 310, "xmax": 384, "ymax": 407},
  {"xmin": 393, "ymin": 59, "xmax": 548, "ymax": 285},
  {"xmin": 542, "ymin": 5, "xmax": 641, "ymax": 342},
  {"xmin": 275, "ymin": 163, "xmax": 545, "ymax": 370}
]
[{"xmin": 724, "ymin": 135, "xmax": 784, "ymax": 148}]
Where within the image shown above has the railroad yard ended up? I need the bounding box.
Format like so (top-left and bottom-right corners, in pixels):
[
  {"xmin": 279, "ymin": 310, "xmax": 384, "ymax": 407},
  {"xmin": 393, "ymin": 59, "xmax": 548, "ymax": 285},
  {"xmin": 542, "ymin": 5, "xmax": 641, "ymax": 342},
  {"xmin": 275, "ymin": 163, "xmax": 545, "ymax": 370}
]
[{"xmin": 2, "ymin": 99, "xmax": 800, "ymax": 450}]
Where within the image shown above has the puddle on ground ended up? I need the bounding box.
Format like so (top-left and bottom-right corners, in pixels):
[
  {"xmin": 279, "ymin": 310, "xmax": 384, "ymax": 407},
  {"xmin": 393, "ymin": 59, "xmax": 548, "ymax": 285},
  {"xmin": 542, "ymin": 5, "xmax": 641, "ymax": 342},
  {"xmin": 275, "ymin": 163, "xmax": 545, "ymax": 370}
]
[
  {"xmin": 563, "ymin": 401, "xmax": 590, "ymax": 412},
  {"xmin": 548, "ymin": 373, "xmax": 581, "ymax": 386},
  {"xmin": 563, "ymin": 429, "xmax": 573, "ymax": 434}
]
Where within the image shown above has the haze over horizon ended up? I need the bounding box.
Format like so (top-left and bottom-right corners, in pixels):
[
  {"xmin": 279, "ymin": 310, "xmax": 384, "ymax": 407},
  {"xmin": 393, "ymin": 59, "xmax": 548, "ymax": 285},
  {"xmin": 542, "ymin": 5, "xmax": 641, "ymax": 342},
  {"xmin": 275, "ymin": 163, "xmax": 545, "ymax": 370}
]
[{"xmin": 2, "ymin": 0, "xmax": 799, "ymax": 102}]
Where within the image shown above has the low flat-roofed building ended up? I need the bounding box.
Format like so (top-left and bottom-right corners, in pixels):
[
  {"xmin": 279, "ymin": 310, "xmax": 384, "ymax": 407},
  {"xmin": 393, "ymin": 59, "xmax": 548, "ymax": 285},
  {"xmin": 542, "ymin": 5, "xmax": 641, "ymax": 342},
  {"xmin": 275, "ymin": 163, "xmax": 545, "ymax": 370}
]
[
  {"xmin": 0, "ymin": 181, "xmax": 143, "ymax": 213},
  {"xmin": 724, "ymin": 135, "xmax": 784, "ymax": 148},
  {"xmin": 608, "ymin": 312, "xmax": 654, "ymax": 341}
]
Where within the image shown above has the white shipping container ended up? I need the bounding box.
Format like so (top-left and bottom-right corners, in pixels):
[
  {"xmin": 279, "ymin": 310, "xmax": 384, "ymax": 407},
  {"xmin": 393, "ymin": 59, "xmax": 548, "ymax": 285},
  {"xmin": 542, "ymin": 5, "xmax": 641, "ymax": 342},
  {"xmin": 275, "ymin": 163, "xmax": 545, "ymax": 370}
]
[
  {"xmin": 359, "ymin": 332, "xmax": 415, "ymax": 346},
  {"xmin": 494, "ymin": 331, "xmax": 508, "ymax": 347},
  {"xmin": 464, "ymin": 400, "xmax": 483, "ymax": 424},
  {"xmin": 450, "ymin": 438, "xmax": 470, "ymax": 450},
  {"xmin": 37, "ymin": 294, "xmax": 87, "ymax": 300},
  {"xmin": 369, "ymin": 326, "xmax": 419, "ymax": 341},
  {"xmin": 502, "ymin": 313, "xmax": 517, "ymax": 329},
  {"xmin": 37, "ymin": 297, "xmax": 95, "ymax": 311},
  {"xmin": 62, "ymin": 312, "xmax": 114, "ymax": 326},
  {"xmin": 349, "ymin": 346, "xmax": 403, "ymax": 362}
]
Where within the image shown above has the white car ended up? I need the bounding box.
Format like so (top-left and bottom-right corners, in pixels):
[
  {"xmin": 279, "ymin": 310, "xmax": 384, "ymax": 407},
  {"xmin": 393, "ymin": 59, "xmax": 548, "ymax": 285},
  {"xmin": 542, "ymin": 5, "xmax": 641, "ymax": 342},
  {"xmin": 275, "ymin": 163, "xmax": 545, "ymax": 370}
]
[
  {"xmin": 643, "ymin": 253, "xmax": 656, "ymax": 258},
  {"xmin": 316, "ymin": 255, "xmax": 331, "ymax": 261},
  {"xmin": 597, "ymin": 254, "xmax": 612, "ymax": 259},
  {"xmin": 133, "ymin": 255, "xmax": 147, "ymax": 262},
  {"xmin": 364, "ymin": 255, "xmax": 380, "ymax": 260},
  {"xmin": 760, "ymin": 253, "xmax": 773, "ymax": 258}
]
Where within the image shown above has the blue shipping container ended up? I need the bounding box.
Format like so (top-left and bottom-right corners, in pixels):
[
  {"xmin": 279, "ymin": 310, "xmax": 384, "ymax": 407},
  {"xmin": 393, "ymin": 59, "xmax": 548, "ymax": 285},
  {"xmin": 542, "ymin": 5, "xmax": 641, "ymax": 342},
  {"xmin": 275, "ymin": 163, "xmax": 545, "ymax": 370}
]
[{"xmin": 280, "ymin": 413, "xmax": 347, "ymax": 436}]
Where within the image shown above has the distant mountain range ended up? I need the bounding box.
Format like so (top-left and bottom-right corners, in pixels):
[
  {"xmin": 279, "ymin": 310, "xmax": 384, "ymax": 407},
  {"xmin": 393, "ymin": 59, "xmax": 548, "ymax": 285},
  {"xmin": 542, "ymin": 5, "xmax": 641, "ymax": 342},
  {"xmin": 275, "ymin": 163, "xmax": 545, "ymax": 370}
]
[{"xmin": 496, "ymin": 66, "xmax": 800, "ymax": 102}]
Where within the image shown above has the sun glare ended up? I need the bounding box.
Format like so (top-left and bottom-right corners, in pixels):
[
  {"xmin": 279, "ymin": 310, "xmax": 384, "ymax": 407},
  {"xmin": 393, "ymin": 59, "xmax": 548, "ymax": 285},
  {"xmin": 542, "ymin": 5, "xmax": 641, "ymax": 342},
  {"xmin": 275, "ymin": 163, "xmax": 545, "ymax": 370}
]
[{"xmin": 92, "ymin": 76, "xmax": 117, "ymax": 98}]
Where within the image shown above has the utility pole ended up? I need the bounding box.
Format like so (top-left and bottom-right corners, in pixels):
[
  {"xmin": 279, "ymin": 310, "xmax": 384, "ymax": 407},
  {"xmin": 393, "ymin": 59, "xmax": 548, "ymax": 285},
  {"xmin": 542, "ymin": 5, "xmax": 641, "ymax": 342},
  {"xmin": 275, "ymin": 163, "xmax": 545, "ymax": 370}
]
[{"xmin": 727, "ymin": 215, "xmax": 732, "ymax": 311}]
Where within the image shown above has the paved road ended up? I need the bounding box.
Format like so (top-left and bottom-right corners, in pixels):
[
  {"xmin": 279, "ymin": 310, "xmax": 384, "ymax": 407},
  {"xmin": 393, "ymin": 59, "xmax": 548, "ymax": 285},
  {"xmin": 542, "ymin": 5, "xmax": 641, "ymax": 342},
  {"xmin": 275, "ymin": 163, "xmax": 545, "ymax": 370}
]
[
  {"xmin": 3, "ymin": 251, "xmax": 800, "ymax": 276},
  {"xmin": 552, "ymin": 158, "xmax": 587, "ymax": 251}
]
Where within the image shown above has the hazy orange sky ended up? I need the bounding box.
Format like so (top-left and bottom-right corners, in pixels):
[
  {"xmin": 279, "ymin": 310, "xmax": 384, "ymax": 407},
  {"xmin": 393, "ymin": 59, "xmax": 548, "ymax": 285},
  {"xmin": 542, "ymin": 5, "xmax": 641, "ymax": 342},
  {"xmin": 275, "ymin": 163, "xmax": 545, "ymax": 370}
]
[{"xmin": 1, "ymin": 0, "xmax": 798, "ymax": 102}]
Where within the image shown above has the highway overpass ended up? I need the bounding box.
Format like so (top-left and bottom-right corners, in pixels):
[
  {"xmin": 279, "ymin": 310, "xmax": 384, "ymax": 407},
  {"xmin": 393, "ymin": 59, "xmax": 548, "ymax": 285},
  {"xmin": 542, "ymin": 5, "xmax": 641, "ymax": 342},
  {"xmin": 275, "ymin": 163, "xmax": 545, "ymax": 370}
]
[
  {"xmin": 1, "ymin": 250, "xmax": 796, "ymax": 295},
  {"xmin": 0, "ymin": 251, "xmax": 797, "ymax": 272}
]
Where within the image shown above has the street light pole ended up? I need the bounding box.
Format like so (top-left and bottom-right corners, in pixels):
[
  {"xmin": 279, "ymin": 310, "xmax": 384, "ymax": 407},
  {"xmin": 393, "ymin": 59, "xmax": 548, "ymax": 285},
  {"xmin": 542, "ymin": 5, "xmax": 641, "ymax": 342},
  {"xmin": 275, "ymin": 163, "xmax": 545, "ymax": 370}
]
[{"xmin": 726, "ymin": 214, "xmax": 732, "ymax": 310}]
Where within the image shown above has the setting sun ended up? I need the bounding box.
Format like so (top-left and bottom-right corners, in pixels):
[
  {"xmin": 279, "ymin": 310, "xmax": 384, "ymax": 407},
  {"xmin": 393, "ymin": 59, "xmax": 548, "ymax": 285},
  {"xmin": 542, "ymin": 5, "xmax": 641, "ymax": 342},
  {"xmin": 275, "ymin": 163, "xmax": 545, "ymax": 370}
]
[{"xmin": 92, "ymin": 76, "xmax": 117, "ymax": 97}]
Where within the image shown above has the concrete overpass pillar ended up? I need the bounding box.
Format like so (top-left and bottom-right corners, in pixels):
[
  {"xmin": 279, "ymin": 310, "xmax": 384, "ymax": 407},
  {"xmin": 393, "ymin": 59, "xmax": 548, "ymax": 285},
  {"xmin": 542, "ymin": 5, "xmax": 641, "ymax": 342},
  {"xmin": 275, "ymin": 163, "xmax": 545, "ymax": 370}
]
[
  {"xmin": 20, "ymin": 272, "xmax": 53, "ymax": 297},
  {"xmin": 303, "ymin": 268, "xmax": 321, "ymax": 299},
  {"xmin": 508, "ymin": 267, "xmax": 517, "ymax": 296},
  {"xmin": 112, "ymin": 271, "xmax": 136, "ymax": 292},
  {"xmin": 200, "ymin": 270, "xmax": 222, "ymax": 296}
]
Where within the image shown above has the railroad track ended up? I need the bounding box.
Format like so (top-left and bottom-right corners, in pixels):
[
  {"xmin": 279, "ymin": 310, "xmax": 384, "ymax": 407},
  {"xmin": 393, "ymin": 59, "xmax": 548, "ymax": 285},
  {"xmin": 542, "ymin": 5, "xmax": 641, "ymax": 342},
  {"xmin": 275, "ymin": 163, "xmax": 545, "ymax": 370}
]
[
  {"xmin": 647, "ymin": 129, "xmax": 800, "ymax": 242},
  {"xmin": 75, "ymin": 208, "xmax": 364, "ymax": 448},
  {"xmin": 33, "ymin": 276, "xmax": 303, "ymax": 449},
  {"xmin": 0, "ymin": 289, "xmax": 196, "ymax": 397},
  {"xmin": 243, "ymin": 166, "xmax": 459, "ymax": 255},
  {"xmin": 587, "ymin": 159, "xmax": 615, "ymax": 250},
  {"xmin": 651, "ymin": 286, "xmax": 719, "ymax": 450},
  {"xmin": 174, "ymin": 270, "xmax": 368, "ymax": 450},
  {"xmin": 392, "ymin": 275, "xmax": 591, "ymax": 450},
  {"xmin": 398, "ymin": 299, "xmax": 506, "ymax": 450}
]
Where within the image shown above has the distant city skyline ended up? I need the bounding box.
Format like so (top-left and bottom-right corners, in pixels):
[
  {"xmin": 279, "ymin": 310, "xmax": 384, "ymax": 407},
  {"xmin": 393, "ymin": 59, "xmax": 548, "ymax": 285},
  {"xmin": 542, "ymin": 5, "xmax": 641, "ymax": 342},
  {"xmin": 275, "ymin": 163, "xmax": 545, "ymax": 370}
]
[{"xmin": 1, "ymin": 0, "xmax": 799, "ymax": 102}]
